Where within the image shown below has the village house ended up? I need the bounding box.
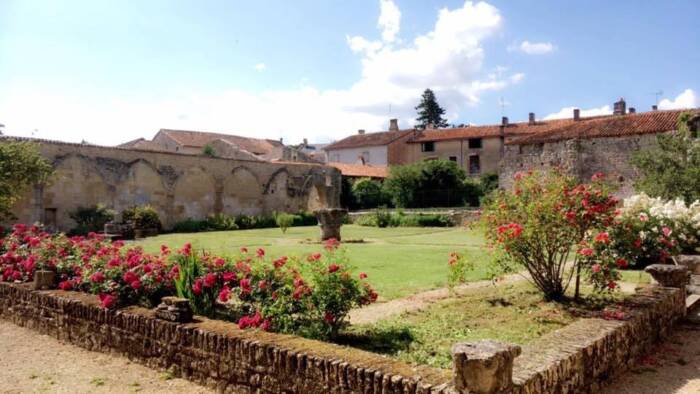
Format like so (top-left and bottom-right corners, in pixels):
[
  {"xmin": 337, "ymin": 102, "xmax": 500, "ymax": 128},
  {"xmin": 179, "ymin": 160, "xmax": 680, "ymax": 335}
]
[
  {"xmin": 323, "ymin": 119, "xmax": 414, "ymax": 166},
  {"xmin": 119, "ymin": 129, "xmax": 317, "ymax": 163},
  {"xmin": 500, "ymin": 99, "xmax": 700, "ymax": 195}
]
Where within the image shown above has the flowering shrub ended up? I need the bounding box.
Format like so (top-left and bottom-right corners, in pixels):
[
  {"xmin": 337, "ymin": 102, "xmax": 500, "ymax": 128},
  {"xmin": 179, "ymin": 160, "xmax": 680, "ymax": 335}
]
[
  {"xmin": 172, "ymin": 239, "xmax": 377, "ymax": 339},
  {"xmin": 447, "ymin": 251, "xmax": 474, "ymax": 290},
  {"xmin": 0, "ymin": 226, "xmax": 377, "ymax": 339},
  {"xmin": 482, "ymin": 170, "xmax": 618, "ymax": 300}
]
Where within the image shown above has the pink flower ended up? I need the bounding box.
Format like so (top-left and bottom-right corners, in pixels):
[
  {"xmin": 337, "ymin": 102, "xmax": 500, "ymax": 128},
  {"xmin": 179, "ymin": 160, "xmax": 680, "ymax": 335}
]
[
  {"xmin": 257, "ymin": 280, "xmax": 268, "ymax": 290},
  {"xmin": 324, "ymin": 238, "xmax": 340, "ymax": 251},
  {"xmin": 591, "ymin": 172, "xmax": 604, "ymax": 181},
  {"xmin": 218, "ymin": 286, "xmax": 231, "ymax": 302},
  {"xmin": 90, "ymin": 271, "xmax": 105, "ymax": 283},
  {"xmin": 98, "ymin": 293, "xmax": 117, "ymax": 309},
  {"xmin": 214, "ymin": 257, "xmax": 225, "ymax": 266},
  {"xmin": 592, "ymin": 264, "xmax": 601, "ymax": 273},
  {"xmin": 662, "ymin": 227, "xmax": 672, "ymax": 237},
  {"xmin": 203, "ymin": 273, "xmax": 217, "ymax": 288},
  {"xmin": 579, "ymin": 248, "xmax": 594, "ymax": 257}
]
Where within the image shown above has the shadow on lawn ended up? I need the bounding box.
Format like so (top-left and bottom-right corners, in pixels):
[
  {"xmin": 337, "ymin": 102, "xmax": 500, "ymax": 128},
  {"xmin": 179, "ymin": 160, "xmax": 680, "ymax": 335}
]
[{"xmin": 335, "ymin": 326, "xmax": 416, "ymax": 355}]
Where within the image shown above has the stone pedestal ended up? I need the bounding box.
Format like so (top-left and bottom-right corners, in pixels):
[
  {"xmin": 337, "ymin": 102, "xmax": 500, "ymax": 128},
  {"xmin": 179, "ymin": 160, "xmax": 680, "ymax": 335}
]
[
  {"xmin": 314, "ymin": 208, "xmax": 347, "ymax": 241},
  {"xmin": 33, "ymin": 270, "xmax": 56, "ymax": 290},
  {"xmin": 452, "ymin": 340, "xmax": 521, "ymax": 394},
  {"xmin": 155, "ymin": 297, "xmax": 193, "ymax": 323},
  {"xmin": 645, "ymin": 264, "xmax": 689, "ymax": 288}
]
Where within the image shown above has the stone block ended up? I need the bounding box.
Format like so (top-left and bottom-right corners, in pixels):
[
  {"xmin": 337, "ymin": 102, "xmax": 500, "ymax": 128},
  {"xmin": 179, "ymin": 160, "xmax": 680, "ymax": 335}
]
[
  {"xmin": 155, "ymin": 297, "xmax": 193, "ymax": 323},
  {"xmin": 645, "ymin": 264, "xmax": 689, "ymax": 288},
  {"xmin": 452, "ymin": 340, "xmax": 521, "ymax": 394}
]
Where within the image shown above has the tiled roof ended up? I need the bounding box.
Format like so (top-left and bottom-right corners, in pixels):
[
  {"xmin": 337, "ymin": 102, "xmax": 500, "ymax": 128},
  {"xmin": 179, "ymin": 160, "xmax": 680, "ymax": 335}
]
[
  {"xmin": 507, "ymin": 109, "xmax": 695, "ymax": 145},
  {"xmin": 158, "ymin": 129, "xmax": 283, "ymax": 155},
  {"xmin": 328, "ymin": 162, "xmax": 388, "ymax": 178},
  {"xmin": 325, "ymin": 130, "xmax": 414, "ymax": 150},
  {"xmin": 408, "ymin": 117, "xmax": 609, "ymax": 143},
  {"xmin": 117, "ymin": 138, "xmax": 165, "ymax": 151}
]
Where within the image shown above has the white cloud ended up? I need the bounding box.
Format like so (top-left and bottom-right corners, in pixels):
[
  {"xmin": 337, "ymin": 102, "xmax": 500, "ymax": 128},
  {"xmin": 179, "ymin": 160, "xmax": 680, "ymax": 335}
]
[
  {"xmin": 378, "ymin": 0, "xmax": 401, "ymax": 43},
  {"xmin": 509, "ymin": 40, "xmax": 554, "ymax": 55},
  {"xmin": 254, "ymin": 63, "xmax": 266, "ymax": 72},
  {"xmin": 544, "ymin": 105, "xmax": 612, "ymax": 120},
  {"xmin": 658, "ymin": 89, "xmax": 697, "ymax": 110},
  {"xmin": 0, "ymin": 1, "xmax": 523, "ymax": 145}
]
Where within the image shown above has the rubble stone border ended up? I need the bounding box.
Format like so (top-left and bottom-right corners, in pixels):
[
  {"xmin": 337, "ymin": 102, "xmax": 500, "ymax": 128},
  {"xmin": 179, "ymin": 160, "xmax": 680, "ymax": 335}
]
[{"xmin": 0, "ymin": 274, "xmax": 687, "ymax": 393}]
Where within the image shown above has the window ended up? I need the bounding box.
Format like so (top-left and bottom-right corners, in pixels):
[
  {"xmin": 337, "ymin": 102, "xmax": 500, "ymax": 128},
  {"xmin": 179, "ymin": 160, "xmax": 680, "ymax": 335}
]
[
  {"xmin": 449, "ymin": 156, "xmax": 457, "ymax": 162},
  {"xmin": 469, "ymin": 155, "xmax": 481, "ymax": 175},
  {"xmin": 421, "ymin": 141, "xmax": 435, "ymax": 152},
  {"xmin": 361, "ymin": 151, "xmax": 370, "ymax": 164},
  {"xmin": 468, "ymin": 138, "xmax": 482, "ymax": 149}
]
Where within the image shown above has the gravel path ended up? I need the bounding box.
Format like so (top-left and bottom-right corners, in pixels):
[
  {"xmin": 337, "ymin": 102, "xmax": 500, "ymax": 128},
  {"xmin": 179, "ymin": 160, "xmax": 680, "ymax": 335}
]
[
  {"xmin": 0, "ymin": 320, "xmax": 212, "ymax": 394},
  {"xmin": 602, "ymin": 323, "xmax": 700, "ymax": 394}
]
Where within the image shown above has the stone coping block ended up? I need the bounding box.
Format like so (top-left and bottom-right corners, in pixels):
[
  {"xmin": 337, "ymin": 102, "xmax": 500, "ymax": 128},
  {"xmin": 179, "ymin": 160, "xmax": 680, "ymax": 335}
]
[
  {"xmin": 674, "ymin": 255, "xmax": 700, "ymax": 275},
  {"xmin": 645, "ymin": 264, "xmax": 689, "ymax": 288},
  {"xmin": 452, "ymin": 340, "xmax": 521, "ymax": 394}
]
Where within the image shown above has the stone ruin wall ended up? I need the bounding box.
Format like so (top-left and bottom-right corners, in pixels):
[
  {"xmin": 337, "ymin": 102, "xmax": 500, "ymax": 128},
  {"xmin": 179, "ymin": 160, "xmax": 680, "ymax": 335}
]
[
  {"xmin": 6, "ymin": 139, "xmax": 342, "ymax": 231},
  {"xmin": 499, "ymin": 134, "xmax": 661, "ymax": 197}
]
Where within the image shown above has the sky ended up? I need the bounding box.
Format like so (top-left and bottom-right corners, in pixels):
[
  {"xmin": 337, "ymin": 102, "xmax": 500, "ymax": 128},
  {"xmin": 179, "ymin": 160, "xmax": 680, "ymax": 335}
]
[{"xmin": 0, "ymin": 0, "xmax": 699, "ymax": 146}]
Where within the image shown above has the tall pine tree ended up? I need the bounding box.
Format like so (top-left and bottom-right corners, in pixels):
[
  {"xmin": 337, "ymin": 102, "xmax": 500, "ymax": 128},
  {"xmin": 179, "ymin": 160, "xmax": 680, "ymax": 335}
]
[{"xmin": 414, "ymin": 89, "xmax": 448, "ymax": 129}]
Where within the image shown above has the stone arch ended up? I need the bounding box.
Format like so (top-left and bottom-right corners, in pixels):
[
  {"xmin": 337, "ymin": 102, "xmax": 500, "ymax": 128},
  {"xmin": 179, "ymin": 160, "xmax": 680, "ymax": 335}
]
[
  {"xmin": 263, "ymin": 168, "xmax": 294, "ymax": 213},
  {"xmin": 173, "ymin": 166, "xmax": 217, "ymax": 220},
  {"xmin": 222, "ymin": 166, "xmax": 263, "ymax": 216},
  {"xmin": 42, "ymin": 155, "xmax": 112, "ymax": 231},
  {"xmin": 116, "ymin": 160, "xmax": 170, "ymax": 223}
]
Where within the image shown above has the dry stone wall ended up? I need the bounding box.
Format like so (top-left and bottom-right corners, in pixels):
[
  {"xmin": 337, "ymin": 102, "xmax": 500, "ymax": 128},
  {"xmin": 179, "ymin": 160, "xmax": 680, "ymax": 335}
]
[
  {"xmin": 499, "ymin": 134, "xmax": 660, "ymax": 196},
  {"xmin": 4, "ymin": 138, "xmax": 341, "ymax": 231}
]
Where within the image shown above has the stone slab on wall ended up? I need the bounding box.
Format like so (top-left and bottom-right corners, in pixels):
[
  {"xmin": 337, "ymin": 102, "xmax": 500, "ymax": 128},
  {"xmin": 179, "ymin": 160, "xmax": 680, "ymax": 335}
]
[
  {"xmin": 0, "ymin": 282, "xmax": 452, "ymax": 394},
  {"xmin": 4, "ymin": 139, "xmax": 342, "ymax": 231}
]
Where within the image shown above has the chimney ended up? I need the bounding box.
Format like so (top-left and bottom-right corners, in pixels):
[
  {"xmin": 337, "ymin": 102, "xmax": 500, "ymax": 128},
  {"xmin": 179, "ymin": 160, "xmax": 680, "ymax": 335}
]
[
  {"xmin": 528, "ymin": 112, "xmax": 535, "ymax": 125},
  {"xmin": 629, "ymin": 107, "xmax": 636, "ymax": 114},
  {"xmin": 358, "ymin": 129, "xmax": 365, "ymax": 135},
  {"xmin": 501, "ymin": 116, "xmax": 509, "ymax": 126},
  {"xmin": 652, "ymin": 105, "xmax": 658, "ymax": 111},
  {"xmin": 303, "ymin": 138, "xmax": 308, "ymax": 146},
  {"xmin": 389, "ymin": 118, "xmax": 399, "ymax": 132},
  {"xmin": 573, "ymin": 108, "xmax": 580, "ymax": 121},
  {"xmin": 613, "ymin": 98, "xmax": 627, "ymax": 115},
  {"xmin": 279, "ymin": 137, "xmax": 284, "ymax": 144}
]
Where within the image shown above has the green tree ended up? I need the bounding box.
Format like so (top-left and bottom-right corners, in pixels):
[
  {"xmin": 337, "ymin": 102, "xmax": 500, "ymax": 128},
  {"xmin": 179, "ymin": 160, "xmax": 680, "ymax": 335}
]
[
  {"xmin": 351, "ymin": 178, "xmax": 384, "ymax": 209},
  {"xmin": 631, "ymin": 112, "xmax": 700, "ymax": 203},
  {"xmin": 415, "ymin": 89, "xmax": 448, "ymax": 129},
  {"xmin": 0, "ymin": 141, "xmax": 53, "ymax": 220},
  {"xmin": 202, "ymin": 144, "xmax": 216, "ymax": 157}
]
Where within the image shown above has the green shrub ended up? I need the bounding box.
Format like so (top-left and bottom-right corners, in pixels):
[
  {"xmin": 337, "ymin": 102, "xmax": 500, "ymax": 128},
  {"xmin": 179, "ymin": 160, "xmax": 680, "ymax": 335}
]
[
  {"xmin": 206, "ymin": 213, "xmax": 238, "ymax": 231},
  {"xmin": 293, "ymin": 211, "xmax": 318, "ymax": 226},
  {"xmin": 69, "ymin": 204, "xmax": 115, "ymax": 235},
  {"xmin": 351, "ymin": 178, "xmax": 384, "ymax": 209},
  {"xmin": 354, "ymin": 210, "xmax": 453, "ymax": 227},
  {"xmin": 172, "ymin": 219, "xmax": 209, "ymax": 233},
  {"xmin": 479, "ymin": 172, "xmax": 499, "ymax": 196},
  {"xmin": 132, "ymin": 205, "xmax": 162, "ymax": 230},
  {"xmin": 275, "ymin": 213, "xmax": 295, "ymax": 233}
]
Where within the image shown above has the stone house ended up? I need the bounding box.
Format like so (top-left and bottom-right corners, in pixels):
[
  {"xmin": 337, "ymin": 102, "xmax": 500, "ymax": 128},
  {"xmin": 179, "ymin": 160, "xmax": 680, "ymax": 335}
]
[
  {"xmin": 404, "ymin": 115, "xmax": 584, "ymax": 177},
  {"xmin": 500, "ymin": 104, "xmax": 699, "ymax": 195},
  {"xmin": 324, "ymin": 119, "xmax": 415, "ymax": 166},
  {"xmin": 120, "ymin": 129, "xmax": 317, "ymax": 163}
]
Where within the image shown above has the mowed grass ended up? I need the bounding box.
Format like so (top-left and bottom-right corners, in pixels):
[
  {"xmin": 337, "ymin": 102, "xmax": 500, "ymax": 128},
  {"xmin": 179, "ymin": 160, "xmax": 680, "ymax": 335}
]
[{"xmin": 133, "ymin": 225, "xmax": 491, "ymax": 300}]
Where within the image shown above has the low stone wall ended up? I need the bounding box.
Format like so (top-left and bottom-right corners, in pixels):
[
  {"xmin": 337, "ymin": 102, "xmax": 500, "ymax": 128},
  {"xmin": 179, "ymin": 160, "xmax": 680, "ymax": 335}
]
[
  {"xmin": 512, "ymin": 285, "xmax": 686, "ymax": 393},
  {"xmin": 0, "ymin": 282, "xmax": 450, "ymax": 393},
  {"xmin": 0, "ymin": 277, "xmax": 687, "ymax": 393}
]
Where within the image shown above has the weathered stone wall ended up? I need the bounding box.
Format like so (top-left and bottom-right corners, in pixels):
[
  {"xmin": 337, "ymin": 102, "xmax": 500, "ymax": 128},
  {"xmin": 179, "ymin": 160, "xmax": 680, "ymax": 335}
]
[
  {"xmin": 499, "ymin": 134, "xmax": 661, "ymax": 196},
  {"xmin": 512, "ymin": 286, "xmax": 685, "ymax": 393},
  {"xmin": 0, "ymin": 282, "xmax": 451, "ymax": 394},
  {"xmin": 4, "ymin": 138, "xmax": 341, "ymax": 231}
]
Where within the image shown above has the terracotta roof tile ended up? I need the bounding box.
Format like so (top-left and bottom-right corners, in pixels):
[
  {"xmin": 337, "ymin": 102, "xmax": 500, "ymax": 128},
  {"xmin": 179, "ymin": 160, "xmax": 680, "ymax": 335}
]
[
  {"xmin": 507, "ymin": 109, "xmax": 696, "ymax": 145},
  {"xmin": 325, "ymin": 130, "xmax": 414, "ymax": 150},
  {"xmin": 408, "ymin": 116, "xmax": 611, "ymax": 143},
  {"xmin": 328, "ymin": 162, "xmax": 388, "ymax": 178},
  {"xmin": 158, "ymin": 129, "xmax": 282, "ymax": 155}
]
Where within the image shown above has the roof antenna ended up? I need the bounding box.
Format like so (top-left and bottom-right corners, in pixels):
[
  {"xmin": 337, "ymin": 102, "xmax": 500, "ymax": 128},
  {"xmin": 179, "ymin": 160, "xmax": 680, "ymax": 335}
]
[
  {"xmin": 499, "ymin": 96, "xmax": 509, "ymax": 117},
  {"xmin": 652, "ymin": 90, "xmax": 663, "ymax": 107}
]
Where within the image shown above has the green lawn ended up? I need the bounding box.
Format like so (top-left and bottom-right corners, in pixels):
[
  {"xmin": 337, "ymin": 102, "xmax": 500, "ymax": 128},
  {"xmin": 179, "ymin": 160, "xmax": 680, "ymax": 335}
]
[{"xmin": 133, "ymin": 225, "xmax": 491, "ymax": 300}]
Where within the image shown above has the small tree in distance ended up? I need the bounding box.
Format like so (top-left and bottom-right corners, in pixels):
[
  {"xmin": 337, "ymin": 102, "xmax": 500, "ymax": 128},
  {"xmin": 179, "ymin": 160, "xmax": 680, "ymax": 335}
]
[
  {"xmin": 0, "ymin": 141, "xmax": 53, "ymax": 220},
  {"xmin": 415, "ymin": 89, "xmax": 448, "ymax": 129}
]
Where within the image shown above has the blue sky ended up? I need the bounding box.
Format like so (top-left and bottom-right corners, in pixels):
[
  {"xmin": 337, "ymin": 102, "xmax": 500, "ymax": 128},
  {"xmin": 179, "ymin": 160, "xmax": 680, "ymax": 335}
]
[{"xmin": 1, "ymin": 0, "xmax": 698, "ymax": 145}]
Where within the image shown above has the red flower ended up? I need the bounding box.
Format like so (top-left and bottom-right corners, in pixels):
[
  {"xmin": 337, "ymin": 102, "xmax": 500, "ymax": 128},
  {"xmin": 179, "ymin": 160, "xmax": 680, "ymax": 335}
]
[
  {"xmin": 98, "ymin": 293, "xmax": 117, "ymax": 309},
  {"xmin": 565, "ymin": 211, "xmax": 577, "ymax": 221},
  {"xmin": 257, "ymin": 280, "xmax": 268, "ymax": 290},
  {"xmin": 260, "ymin": 319, "xmax": 272, "ymax": 331},
  {"xmin": 256, "ymin": 248, "xmax": 265, "ymax": 258},
  {"xmin": 328, "ymin": 264, "xmax": 340, "ymax": 273},
  {"xmin": 359, "ymin": 272, "xmax": 368, "ymax": 279},
  {"xmin": 222, "ymin": 271, "xmax": 237, "ymax": 282},
  {"xmin": 192, "ymin": 278, "xmax": 203, "ymax": 295},
  {"xmin": 58, "ymin": 280, "xmax": 73, "ymax": 291},
  {"xmin": 633, "ymin": 239, "xmax": 642, "ymax": 248},
  {"xmin": 579, "ymin": 248, "xmax": 594, "ymax": 257},
  {"xmin": 591, "ymin": 264, "xmax": 601, "ymax": 273},
  {"xmin": 324, "ymin": 312, "xmax": 335, "ymax": 324},
  {"xmin": 324, "ymin": 238, "xmax": 340, "ymax": 251},
  {"xmin": 594, "ymin": 232, "xmax": 610, "ymax": 244},
  {"xmin": 591, "ymin": 172, "xmax": 604, "ymax": 181},
  {"xmin": 90, "ymin": 271, "xmax": 105, "ymax": 283},
  {"xmin": 160, "ymin": 245, "xmax": 170, "ymax": 255},
  {"xmin": 240, "ymin": 278, "xmax": 251, "ymax": 294},
  {"xmin": 240, "ymin": 247, "xmax": 248, "ymax": 254},
  {"xmin": 123, "ymin": 271, "xmax": 139, "ymax": 284},
  {"xmin": 607, "ymin": 281, "xmax": 617, "ymax": 290},
  {"xmin": 306, "ymin": 253, "xmax": 321, "ymax": 262},
  {"xmin": 203, "ymin": 273, "xmax": 217, "ymax": 288},
  {"xmin": 130, "ymin": 279, "xmax": 142, "ymax": 290},
  {"xmin": 615, "ymin": 258, "xmax": 628, "ymax": 268},
  {"xmin": 218, "ymin": 286, "xmax": 231, "ymax": 302},
  {"xmin": 273, "ymin": 256, "xmax": 288, "ymax": 268},
  {"xmin": 214, "ymin": 258, "xmax": 225, "ymax": 267}
]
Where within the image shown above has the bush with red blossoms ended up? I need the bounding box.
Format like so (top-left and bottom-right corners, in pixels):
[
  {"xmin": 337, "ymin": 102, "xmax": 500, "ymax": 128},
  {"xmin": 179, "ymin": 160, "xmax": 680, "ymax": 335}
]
[{"xmin": 482, "ymin": 170, "xmax": 618, "ymax": 300}]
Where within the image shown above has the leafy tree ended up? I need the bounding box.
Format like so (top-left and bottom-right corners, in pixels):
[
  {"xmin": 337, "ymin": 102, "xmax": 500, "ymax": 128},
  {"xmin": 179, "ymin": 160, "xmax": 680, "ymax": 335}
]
[
  {"xmin": 351, "ymin": 178, "xmax": 384, "ymax": 209},
  {"xmin": 415, "ymin": 89, "xmax": 448, "ymax": 129},
  {"xmin": 0, "ymin": 141, "xmax": 53, "ymax": 220},
  {"xmin": 383, "ymin": 159, "xmax": 481, "ymax": 207},
  {"xmin": 631, "ymin": 112, "xmax": 700, "ymax": 203},
  {"xmin": 69, "ymin": 204, "xmax": 115, "ymax": 235},
  {"xmin": 202, "ymin": 144, "xmax": 216, "ymax": 157}
]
